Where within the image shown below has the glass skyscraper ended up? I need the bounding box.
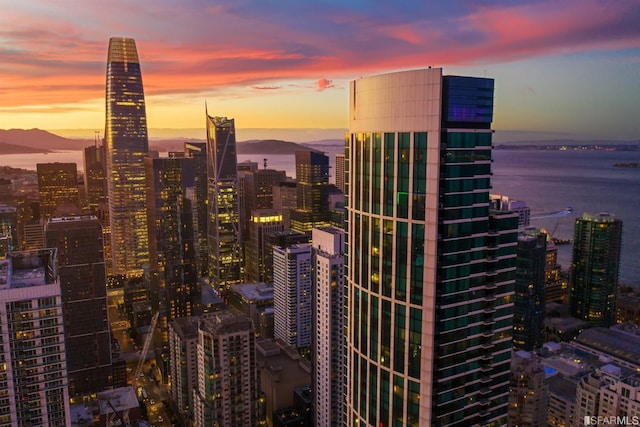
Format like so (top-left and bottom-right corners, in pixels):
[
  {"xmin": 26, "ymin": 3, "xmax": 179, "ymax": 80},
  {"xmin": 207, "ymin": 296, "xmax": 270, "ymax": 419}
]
[
  {"xmin": 569, "ymin": 212, "xmax": 622, "ymax": 327},
  {"xmin": 105, "ymin": 37, "xmax": 149, "ymax": 276},
  {"xmin": 345, "ymin": 69, "xmax": 517, "ymax": 426},
  {"xmin": 206, "ymin": 113, "xmax": 242, "ymax": 290}
]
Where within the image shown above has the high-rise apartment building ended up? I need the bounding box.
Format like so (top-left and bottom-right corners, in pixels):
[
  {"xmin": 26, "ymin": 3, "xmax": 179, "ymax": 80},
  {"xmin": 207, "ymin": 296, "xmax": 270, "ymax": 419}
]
[
  {"xmin": 192, "ymin": 311, "xmax": 260, "ymax": 426},
  {"xmin": 272, "ymin": 180, "xmax": 297, "ymax": 230},
  {"xmin": 507, "ymin": 351, "xmax": 548, "ymax": 427},
  {"xmin": 273, "ymin": 243, "xmax": 312, "ymax": 353},
  {"xmin": 168, "ymin": 316, "xmax": 200, "ymax": 422},
  {"xmin": 335, "ymin": 152, "xmax": 346, "ymax": 193},
  {"xmin": 290, "ymin": 151, "xmax": 331, "ymax": 235},
  {"xmin": 37, "ymin": 162, "xmax": 79, "ymax": 219},
  {"xmin": 105, "ymin": 36, "xmax": 149, "ymax": 276},
  {"xmin": 83, "ymin": 143, "xmax": 108, "ymax": 215},
  {"xmin": 0, "ymin": 204, "xmax": 18, "ymax": 255},
  {"xmin": 206, "ymin": 113, "xmax": 242, "ymax": 290},
  {"xmin": 184, "ymin": 142, "xmax": 209, "ymax": 275},
  {"xmin": 570, "ymin": 212, "xmax": 622, "ymax": 327},
  {"xmin": 263, "ymin": 230, "xmax": 309, "ymax": 284},
  {"xmin": 0, "ymin": 249, "xmax": 70, "ymax": 426},
  {"xmin": 513, "ymin": 228, "xmax": 547, "ymax": 351},
  {"xmin": 311, "ymin": 226, "xmax": 345, "ymax": 427},
  {"xmin": 45, "ymin": 216, "xmax": 114, "ymax": 396},
  {"xmin": 239, "ymin": 166, "xmax": 287, "ymax": 241},
  {"xmin": 345, "ymin": 69, "xmax": 517, "ymax": 426}
]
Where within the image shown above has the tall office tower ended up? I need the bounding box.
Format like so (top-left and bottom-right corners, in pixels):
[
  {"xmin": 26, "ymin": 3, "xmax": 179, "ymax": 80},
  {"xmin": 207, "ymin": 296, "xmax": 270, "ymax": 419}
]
[
  {"xmin": 335, "ymin": 152, "xmax": 346, "ymax": 193},
  {"xmin": 290, "ymin": 151, "xmax": 331, "ymax": 235},
  {"xmin": 185, "ymin": 142, "xmax": 209, "ymax": 275},
  {"xmin": 83, "ymin": 142, "xmax": 108, "ymax": 215},
  {"xmin": 245, "ymin": 209, "xmax": 284, "ymax": 282},
  {"xmin": 45, "ymin": 215, "xmax": 113, "ymax": 395},
  {"xmin": 145, "ymin": 156, "xmax": 199, "ymax": 324},
  {"xmin": 311, "ymin": 227, "xmax": 345, "ymax": 427},
  {"xmin": 569, "ymin": 212, "xmax": 622, "ymax": 327},
  {"xmin": 169, "ymin": 316, "xmax": 200, "ymax": 422},
  {"xmin": 105, "ymin": 36, "xmax": 149, "ymax": 276},
  {"xmin": 273, "ymin": 243, "xmax": 312, "ymax": 353},
  {"xmin": 507, "ymin": 351, "xmax": 548, "ymax": 427},
  {"xmin": 239, "ymin": 166, "xmax": 287, "ymax": 242},
  {"xmin": 272, "ymin": 180, "xmax": 297, "ymax": 230},
  {"xmin": 345, "ymin": 69, "xmax": 517, "ymax": 426},
  {"xmin": 0, "ymin": 249, "xmax": 70, "ymax": 426},
  {"xmin": 37, "ymin": 162, "xmax": 80, "ymax": 219},
  {"xmin": 206, "ymin": 113, "xmax": 243, "ymax": 290},
  {"xmin": 0, "ymin": 204, "xmax": 18, "ymax": 255},
  {"xmin": 513, "ymin": 228, "xmax": 547, "ymax": 351},
  {"xmin": 192, "ymin": 311, "xmax": 260, "ymax": 426}
]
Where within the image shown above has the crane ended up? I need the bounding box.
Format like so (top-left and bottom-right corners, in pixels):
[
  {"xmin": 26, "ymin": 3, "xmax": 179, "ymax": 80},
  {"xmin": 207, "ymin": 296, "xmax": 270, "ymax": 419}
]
[{"xmin": 132, "ymin": 311, "xmax": 159, "ymax": 393}]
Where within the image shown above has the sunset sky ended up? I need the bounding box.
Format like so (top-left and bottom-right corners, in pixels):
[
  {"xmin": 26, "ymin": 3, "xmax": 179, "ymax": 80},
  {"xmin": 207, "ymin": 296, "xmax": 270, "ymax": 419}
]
[{"xmin": 1, "ymin": 0, "xmax": 639, "ymax": 141}]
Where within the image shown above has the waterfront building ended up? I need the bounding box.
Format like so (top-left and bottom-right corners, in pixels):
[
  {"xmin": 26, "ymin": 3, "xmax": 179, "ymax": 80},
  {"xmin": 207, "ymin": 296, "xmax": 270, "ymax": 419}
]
[
  {"xmin": 245, "ymin": 209, "xmax": 284, "ymax": 282},
  {"xmin": 513, "ymin": 228, "xmax": 547, "ymax": 351},
  {"xmin": 490, "ymin": 194, "xmax": 531, "ymax": 229},
  {"xmin": 335, "ymin": 152, "xmax": 346, "ymax": 193},
  {"xmin": 184, "ymin": 142, "xmax": 209, "ymax": 275},
  {"xmin": 273, "ymin": 243, "xmax": 312, "ymax": 354},
  {"xmin": 168, "ymin": 316, "xmax": 200, "ymax": 422},
  {"xmin": 192, "ymin": 310, "xmax": 260, "ymax": 426},
  {"xmin": 311, "ymin": 226, "xmax": 345, "ymax": 427},
  {"xmin": 569, "ymin": 212, "xmax": 622, "ymax": 327},
  {"xmin": 206, "ymin": 113, "xmax": 243, "ymax": 290},
  {"xmin": 45, "ymin": 216, "xmax": 114, "ymax": 396},
  {"xmin": 507, "ymin": 351, "xmax": 548, "ymax": 427},
  {"xmin": 0, "ymin": 249, "xmax": 70, "ymax": 426},
  {"xmin": 104, "ymin": 37, "xmax": 150, "ymax": 276},
  {"xmin": 345, "ymin": 69, "xmax": 517, "ymax": 426},
  {"xmin": 290, "ymin": 151, "xmax": 331, "ymax": 235},
  {"xmin": 83, "ymin": 143, "xmax": 108, "ymax": 215},
  {"xmin": 37, "ymin": 162, "xmax": 79, "ymax": 219}
]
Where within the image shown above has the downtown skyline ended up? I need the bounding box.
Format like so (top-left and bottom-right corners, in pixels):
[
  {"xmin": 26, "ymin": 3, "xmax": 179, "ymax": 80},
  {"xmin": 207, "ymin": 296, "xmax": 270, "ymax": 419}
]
[{"xmin": 1, "ymin": 0, "xmax": 639, "ymax": 141}]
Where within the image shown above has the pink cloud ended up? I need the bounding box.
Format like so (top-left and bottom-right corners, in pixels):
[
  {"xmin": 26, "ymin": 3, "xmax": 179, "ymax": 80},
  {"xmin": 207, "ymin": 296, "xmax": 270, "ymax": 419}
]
[{"xmin": 316, "ymin": 78, "xmax": 334, "ymax": 91}]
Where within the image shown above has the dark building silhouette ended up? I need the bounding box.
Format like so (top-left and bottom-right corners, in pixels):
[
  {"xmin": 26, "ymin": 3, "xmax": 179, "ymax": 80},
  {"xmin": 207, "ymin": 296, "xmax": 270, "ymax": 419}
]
[
  {"xmin": 185, "ymin": 142, "xmax": 209, "ymax": 276},
  {"xmin": 273, "ymin": 180, "xmax": 297, "ymax": 231},
  {"xmin": 105, "ymin": 36, "xmax": 149, "ymax": 276},
  {"xmin": 83, "ymin": 142, "xmax": 108, "ymax": 215},
  {"xmin": 45, "ymin": 215, "xmax": 115, "ymax": 396},
  {"xmin": 513, "ymin": 228, "xmax": 547, "ymax": 351},
  {"xmin": 570, "ymin": 212, "xmax": 622, "ymax": 327},
  {"xmin": 290, "ymin": 151, "xmax": 330, "ymax": 235}
]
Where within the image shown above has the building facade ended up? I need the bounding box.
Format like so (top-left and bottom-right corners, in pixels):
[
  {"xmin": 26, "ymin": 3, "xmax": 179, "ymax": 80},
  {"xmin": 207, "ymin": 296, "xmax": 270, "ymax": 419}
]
[
  {"xmin": 245, "ymin": 209, "xmax": 284, "ymax": 282},
  {"xmin": 206, "ymin": 114, "xmax": 243, "ymax": 290},
  {"xmin": 83, "ymin": 143, "xmax": 108, "ymax": 215},
  {"xmin": 290, "ymin": 151, "xmax": 331, "ymax": 235},
  {"xmin": 311, "ymin": 227, "xmax": 345, "ymax": 427},
  {"xmin": 192, "ymin": 311, "xmax": 260, "ymax": 426},
  {"xmin": 0, "ymin": 249, "xmax": 70, "ymax": 426},
  {"xmin": 345, "ymin": 69, "xmax": 517, "ymax": 426},
  {"xmin": 37, "ymin": 162, "xmax": 79, "ymax": 219},
  {"xmin": 168, "ymin": 316, "xmax": 200, "ymax": 422},
  {"xmin": 45, "ymin": 216, "xmax": 114, "ymax": 396},
  {"xmin": 569, "ymin": 212, "xmax": 622, "ymax": 327},
  {"xmin": 335, "ymin": 152, "xmax": 346, "ymax": 194},
  {"xmin": 105, "ymin": 36, "xmax": 150, "ymax": 276},
  {"xmin": 273, "ymin": 243, "xmax": 312, "ymax": 353},
  {"xmin": 184, "ymin": 142, "xmax": 209, "ymax": 276}
]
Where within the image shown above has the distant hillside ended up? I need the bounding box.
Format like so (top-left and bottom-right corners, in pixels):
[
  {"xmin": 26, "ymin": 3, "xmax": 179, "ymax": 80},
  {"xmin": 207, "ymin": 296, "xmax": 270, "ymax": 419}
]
[
  {"xmin": 0, "ymin": 128, "xmax": 89, "ymax": 153},
  {"xmin": 237, "ymin": 139, "xmax": 317, "ymax": 155}
]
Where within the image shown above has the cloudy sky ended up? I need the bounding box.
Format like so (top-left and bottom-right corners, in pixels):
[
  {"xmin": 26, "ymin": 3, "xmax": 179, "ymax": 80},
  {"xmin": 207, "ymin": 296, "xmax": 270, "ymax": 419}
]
[{"xmin": 1, "ymin": 0, "xmax": 639, "ymax": 141}]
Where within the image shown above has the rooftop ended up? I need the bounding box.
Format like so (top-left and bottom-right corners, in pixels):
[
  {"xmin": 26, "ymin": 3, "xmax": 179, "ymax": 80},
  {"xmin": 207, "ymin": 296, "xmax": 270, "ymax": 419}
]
[
  {"xmin": 97, "ymin": 387, "xmax": 139, "ymax": 414},
  {"xmin": 231, "ymin": 282, "xmax": 274, "ymax": 301}
]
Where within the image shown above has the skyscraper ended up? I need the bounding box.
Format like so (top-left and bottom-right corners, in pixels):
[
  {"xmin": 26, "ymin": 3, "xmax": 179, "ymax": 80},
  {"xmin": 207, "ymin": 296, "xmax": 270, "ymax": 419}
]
[
  {"xmin": 0, "ymin": 249, "xmax": 70, "ymax": 426},
  {"xmin": 105, "ymin": 36, "xmax": 149, "ymax": 276},
  {"xmin": 37, "ymin": 162, "xmax": 79, "ymax": 219},
  {"xmin": 192, "ymin": 311, "xmax": 260, "ymax": 426},
  {"xmin": 570, "ymin": 212, "xmax": 622, "ymax": 327},
  {"xmin": 83, "ymin": 142, "xmax": 108, "ymax": 215},
  {"xmin": 312, "ymin": 226, "xmax": 345, "ymax": 427},
  {"xmin": 273, "ymin": 243, "xmax": 312, "ymax": 353},
  {"xmin": 345, "ymin": 69, "xmax": 517, "ymax": 426},
  {"xmin": 513, "ymin": 228, "xmax": 547, "ymax": 351},
  {"xmin": 335, "ymin": 152, "xmax": 346, "ymax": 193},
  {"xmin": 45, "ymin": 215, "xmax": 114, "ymax": 395},
  {"xmin": 245, "ymin": 209, "xmax": 283, "ymax": 283},
  {"xmin": 184, "ymin": 142, "xmax": 209, "ymax": 275},
  {"xmin": 206, "ymin": 113, "xmax": 242, "ymax": 290},
  {"xmin": 290, "ymin": 150, "xmax": 331, "ymax": 235}
]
